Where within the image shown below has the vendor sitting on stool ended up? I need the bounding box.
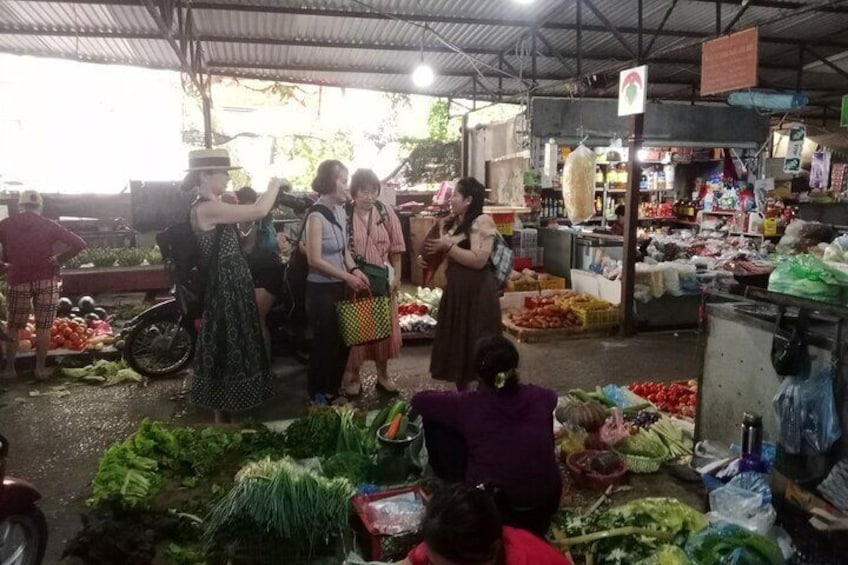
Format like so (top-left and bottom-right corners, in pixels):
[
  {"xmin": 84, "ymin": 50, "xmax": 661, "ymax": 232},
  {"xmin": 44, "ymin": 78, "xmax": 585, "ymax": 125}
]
[
  {"xmin": 402, "ymin": 483, "xmax": 572, "ymax": 565},
  {"xmin": 411, "ymin": 335, "xmax": 562, "ymax": 538},
  {"xmin": 609, "ymin": 204, "xmax": 626, "ymax": 236}
]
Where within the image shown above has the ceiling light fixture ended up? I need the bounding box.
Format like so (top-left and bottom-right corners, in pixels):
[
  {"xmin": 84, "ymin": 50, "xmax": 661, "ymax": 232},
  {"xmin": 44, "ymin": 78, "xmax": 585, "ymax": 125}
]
[
  {"xmin": 412, "ymin": 23, "xmax": 436, "ymax": 88},
  {"xmin": 514, "ymin": 0, "xmax": 535, "ymax": 4}
]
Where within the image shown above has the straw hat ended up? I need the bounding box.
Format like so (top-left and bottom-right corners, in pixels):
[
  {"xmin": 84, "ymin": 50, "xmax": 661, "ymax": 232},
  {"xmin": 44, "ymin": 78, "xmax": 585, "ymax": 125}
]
[
  {"xmin": 186, "ymin": 148, "xmax": 242, "ymax": 172},
  {"xmin": 18, "ymin": 189, "xmax": 43, "ymax": 207}
]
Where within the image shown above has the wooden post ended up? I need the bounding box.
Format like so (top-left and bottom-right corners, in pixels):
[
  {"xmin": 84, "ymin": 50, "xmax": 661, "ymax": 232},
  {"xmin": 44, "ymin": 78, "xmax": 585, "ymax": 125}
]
[{"xmin": 620, "ymin": 113, "xmax": 644, "ymax": 336}]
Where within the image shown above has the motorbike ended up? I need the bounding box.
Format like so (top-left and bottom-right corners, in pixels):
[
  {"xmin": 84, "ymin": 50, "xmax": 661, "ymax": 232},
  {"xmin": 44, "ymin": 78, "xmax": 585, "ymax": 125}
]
[
  {"xmin": 0, "ymin": 434, "xmax": 48, "ymax": 565},
  {"xmin": 122, "ymin": 193, "xmax": 314, "ymax": 378},
  {"xmin": 121, "ymin": 280, "xmax": 310, "ymax": 378}
]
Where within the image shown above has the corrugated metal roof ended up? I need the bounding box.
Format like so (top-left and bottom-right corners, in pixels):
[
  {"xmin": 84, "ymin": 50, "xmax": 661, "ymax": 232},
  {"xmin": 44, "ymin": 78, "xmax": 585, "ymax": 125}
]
[{"xmin": 0, "ymin": 0, "xmax": 846, "ymax": 110}]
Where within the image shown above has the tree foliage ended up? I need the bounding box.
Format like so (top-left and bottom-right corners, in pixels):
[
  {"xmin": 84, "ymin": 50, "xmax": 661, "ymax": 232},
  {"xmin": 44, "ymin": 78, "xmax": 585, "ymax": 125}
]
[
  {"xmin": 399, "ymin": 138, "xmax": 461, "ymax": 186},
  {"xmin": 427, "ymin": 99, "xmax": 451, "ymax": 141}
]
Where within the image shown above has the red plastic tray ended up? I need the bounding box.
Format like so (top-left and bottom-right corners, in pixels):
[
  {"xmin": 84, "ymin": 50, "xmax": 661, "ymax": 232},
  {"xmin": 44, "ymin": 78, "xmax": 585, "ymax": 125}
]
[{"xmin": 351, "ymin": 485, "xmax": 424, "ymax": 561}]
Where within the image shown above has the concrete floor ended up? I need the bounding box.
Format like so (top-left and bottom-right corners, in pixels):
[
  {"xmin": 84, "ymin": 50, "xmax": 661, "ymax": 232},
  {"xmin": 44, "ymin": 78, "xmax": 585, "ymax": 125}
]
[{"xmin": 0, "ymin": 331, "xmax": 701, "ymax": 563}]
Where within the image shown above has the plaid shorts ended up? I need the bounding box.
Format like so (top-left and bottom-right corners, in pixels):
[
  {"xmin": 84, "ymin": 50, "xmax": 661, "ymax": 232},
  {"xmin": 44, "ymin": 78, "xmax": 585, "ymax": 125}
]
[{"xmin": 7, "ymin": 278, "xmax": 60, "ymax": 330}]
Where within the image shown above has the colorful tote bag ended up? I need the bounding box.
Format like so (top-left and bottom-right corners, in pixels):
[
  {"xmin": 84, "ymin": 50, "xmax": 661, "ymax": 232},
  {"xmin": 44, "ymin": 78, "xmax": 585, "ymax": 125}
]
[{"xmin": 337, "ymin": 292, "xmax": 392, "ymax": 346}]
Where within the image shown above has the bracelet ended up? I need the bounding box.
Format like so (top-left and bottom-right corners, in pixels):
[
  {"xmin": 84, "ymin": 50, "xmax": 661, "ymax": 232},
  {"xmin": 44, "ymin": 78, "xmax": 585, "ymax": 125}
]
[{"xmin": 350, "ymin": 267, "xmax": 362, "ymax": 274}]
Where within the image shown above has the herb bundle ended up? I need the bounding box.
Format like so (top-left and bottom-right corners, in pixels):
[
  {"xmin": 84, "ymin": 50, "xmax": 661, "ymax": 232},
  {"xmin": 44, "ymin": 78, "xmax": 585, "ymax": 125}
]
[{"xmin": 204, "ymin": 457, "xmax": 353, "ymax": 557}]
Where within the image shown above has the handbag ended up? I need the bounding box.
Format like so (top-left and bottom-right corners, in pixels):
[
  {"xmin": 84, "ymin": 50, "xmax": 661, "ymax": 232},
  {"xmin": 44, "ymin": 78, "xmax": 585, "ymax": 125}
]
[
  {"xmin": 771, "ymin": 308, "xmax": 810, "ymax": 377},
  {"xmin": 336, "ymin": 291, "xmax": 392, "ymax": 347},
  {"xmin": 349, "ymin": 207, "xmax": 390, "ymax": 296}
]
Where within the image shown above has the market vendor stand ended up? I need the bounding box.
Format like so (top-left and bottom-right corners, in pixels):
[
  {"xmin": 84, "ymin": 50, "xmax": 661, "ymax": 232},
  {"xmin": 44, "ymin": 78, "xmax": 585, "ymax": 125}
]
[
  {"xmin": 60, "ymin": 265, "xmax": 169, "ymax": 298},
  {"xmin": 696, "ymin": 288, "xmax": 848, "ymax": 562}
]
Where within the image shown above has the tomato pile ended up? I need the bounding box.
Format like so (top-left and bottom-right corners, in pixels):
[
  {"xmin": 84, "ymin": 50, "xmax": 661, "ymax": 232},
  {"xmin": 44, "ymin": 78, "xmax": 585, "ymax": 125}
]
[
  {"xmin": 398, "ymin": 303, "xmax": 429, "ymax": 316},
  {"xmin": 48, "ymin": 317, "xmax": 114, "ymax": 352},
  {"xmin": 629, "ymin": 380, "xmax": 697, "ymax": 419}
]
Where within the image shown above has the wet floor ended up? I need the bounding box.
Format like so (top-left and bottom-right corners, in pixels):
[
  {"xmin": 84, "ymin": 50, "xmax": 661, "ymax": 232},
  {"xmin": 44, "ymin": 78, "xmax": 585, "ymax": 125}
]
[{"xmin": 0, "ymin": 331, "xmax": 701, "ymax": 563}]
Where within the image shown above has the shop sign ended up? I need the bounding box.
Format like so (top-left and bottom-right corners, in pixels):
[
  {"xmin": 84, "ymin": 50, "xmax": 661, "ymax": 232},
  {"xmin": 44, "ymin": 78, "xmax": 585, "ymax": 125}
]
[
  {"xmin": 783, "ymin": 124, "xmax": 805, "ymax": 174},
  {"xmin": 618, "ymin": 65, "xmax": 647, "ymax": 117},
  {"xmin": 841, "ymin": 95, "xmax": 848, "ymax": 128},
  {"xmin": 701, "ymin": 27, "xmax": 759, "ymax": 96}
]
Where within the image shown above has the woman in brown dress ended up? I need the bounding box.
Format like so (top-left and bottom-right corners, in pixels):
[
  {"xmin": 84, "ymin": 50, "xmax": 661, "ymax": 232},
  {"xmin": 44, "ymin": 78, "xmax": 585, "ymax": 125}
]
[{"xmin": 421, "ymin": 177, "xmax": 502, "ymax": 391}]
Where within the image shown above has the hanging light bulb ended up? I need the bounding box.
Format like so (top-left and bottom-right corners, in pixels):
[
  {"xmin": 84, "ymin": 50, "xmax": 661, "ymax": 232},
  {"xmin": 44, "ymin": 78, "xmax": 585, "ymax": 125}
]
[
  {"xmin": 412, "ymin": 23, "xmax": 436, "ymax": 88},
  {"xmin": 412, "ymin": 62, "xmax": 435, "ymax": 87}
]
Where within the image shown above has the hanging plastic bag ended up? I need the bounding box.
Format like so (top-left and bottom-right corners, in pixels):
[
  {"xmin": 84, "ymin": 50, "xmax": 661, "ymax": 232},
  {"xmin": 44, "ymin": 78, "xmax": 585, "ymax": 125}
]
[
  {"xmin": 767, "ymin": 254, "xmax": 848, "ymax": 305},
  {"xmin": 561, "ymin": 145, "xmax": 596, "ymax": 223},
  {"xmin": 773, "ymin": 368, "xmax": 842, "ymax": 454}
]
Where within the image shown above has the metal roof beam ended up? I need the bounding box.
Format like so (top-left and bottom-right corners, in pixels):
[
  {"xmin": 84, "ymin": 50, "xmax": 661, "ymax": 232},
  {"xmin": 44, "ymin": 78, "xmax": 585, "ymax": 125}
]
[
  {"xmin": 19, "ymin": 0, "xmax": 848, "ymax": 48},
  {"xmin": 581, "ymin": 0, "xmax": 638, "ymax": 59},
  {"xmin": 535, "ymin": 30, "xmax": 574, "ymax": 75},
  {"xmin": 686, "ymin": 0, "xmax": 848, "ymax": 15},
  {"xmin": 140, "ymin": 0, "xmax": 203, "ymax": 91},
  {"xmin": 722, "ymin": 1, "xmax": 751, "ymax": 35},
  {"xmin": 644, "ymin": 0, "xmax": 680, "ymax": 59},
  {"xmin": 804, "ymin": 46, "xmax": 848, "ymax": 83},
  {"xmin": 0, "ymin": 26, "xmax": 821, "ymax": 74}
]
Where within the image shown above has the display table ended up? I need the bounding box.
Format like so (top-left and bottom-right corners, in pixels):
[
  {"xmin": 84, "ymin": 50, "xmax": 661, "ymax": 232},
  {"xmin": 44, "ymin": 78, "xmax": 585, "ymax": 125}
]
[{"xmin": 61, "ymin": 265, "xmax": 170, "ymax": 297}]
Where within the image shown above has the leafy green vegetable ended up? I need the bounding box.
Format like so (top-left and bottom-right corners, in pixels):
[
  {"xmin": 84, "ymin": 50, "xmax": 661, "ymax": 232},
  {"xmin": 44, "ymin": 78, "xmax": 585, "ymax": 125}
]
[
  {"xmin": 684, "ymin": 524, "xmax": 785, "ymax": 565},
  {"xmin": 321, "ymin": 451, "xmax": 373, "ymax": 485},
  {"xmin": 61, "ymin": 359, "xmax": 143, "ymax": 386},
  {"xmin": 284, "ymin": 408, "xmax": 342, "ymax": 459},
  {"xmin": 89, "ymin": 444, "xmax": 160, "ymax": 508},
  {"xmin": 552, "ymin": 498, "xmax": 707, "ymax": 565},
  {"xmin": 635, "ymin": 545, "xmax": 693, "ymax": 565},
  {"xmin": 165, "ymin": 542, "xmax": 209, "ymax": 565}
]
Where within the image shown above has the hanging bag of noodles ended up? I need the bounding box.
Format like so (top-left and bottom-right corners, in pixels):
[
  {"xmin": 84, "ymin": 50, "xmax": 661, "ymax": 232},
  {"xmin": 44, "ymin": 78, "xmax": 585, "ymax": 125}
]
[{"xmin": 561, "ymin": 145, "xmax": 596, "ymax": 223}]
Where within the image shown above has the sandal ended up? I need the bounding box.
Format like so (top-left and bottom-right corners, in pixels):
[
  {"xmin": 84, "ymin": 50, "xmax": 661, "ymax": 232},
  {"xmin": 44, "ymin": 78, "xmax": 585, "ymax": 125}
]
[
  {"xmin": 344, "ymin": 381, "xmax": 362, "ymax": 397},
  {"xmin": 376, "ymin": 380, "xmax": 399, "ymax": 395}
]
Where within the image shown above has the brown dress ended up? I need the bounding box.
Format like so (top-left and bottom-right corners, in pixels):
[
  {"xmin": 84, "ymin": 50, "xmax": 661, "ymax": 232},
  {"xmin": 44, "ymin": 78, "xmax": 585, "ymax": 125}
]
[{"xmin": 429, "ymin": 215, "xmax": 502, "ymax": 386}]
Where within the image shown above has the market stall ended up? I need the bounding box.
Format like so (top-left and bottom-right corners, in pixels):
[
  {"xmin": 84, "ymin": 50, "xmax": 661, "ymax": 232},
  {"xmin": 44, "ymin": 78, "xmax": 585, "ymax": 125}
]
[{"xmin": 62, "ymin": 364, "xmax": 839, "ymax": 565}]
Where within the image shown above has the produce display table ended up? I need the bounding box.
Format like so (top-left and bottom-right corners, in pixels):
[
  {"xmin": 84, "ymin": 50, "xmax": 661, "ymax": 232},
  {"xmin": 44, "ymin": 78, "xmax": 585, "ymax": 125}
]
[{"xmin": 61, "ymin": 265, "xmax": 169, "ymax": 296}]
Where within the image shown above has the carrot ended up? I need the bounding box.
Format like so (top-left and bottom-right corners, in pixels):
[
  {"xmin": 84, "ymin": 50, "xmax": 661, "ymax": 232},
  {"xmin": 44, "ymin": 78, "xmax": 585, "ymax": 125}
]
[{"xmin": 386, "ymin": 413, "xmax": 403, "ymax": 440}]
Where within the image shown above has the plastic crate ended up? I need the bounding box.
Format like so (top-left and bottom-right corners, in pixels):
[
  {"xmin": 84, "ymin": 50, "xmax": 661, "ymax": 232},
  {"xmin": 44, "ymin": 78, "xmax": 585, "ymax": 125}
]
[
  {"xmin": 574, "ymin": 306, "xmax": 619, "ymax": 327},
  {"xmin": 492, "ymin": 212, "xmax": 515, "ymax": 236},
  {"xmin": 351, "ymin": 485, "xmax": 424, "ymax": 561},
  {"xmin": 514, "ymin": 228, "xmax": 538, "ymax": 249},
  {"xmin": 538, "ymin": 275, "xmax": 566, "ymax": 290},
  {"xmin": 507, "ymin": 279, "xmax": 541, "ymax": 292}
]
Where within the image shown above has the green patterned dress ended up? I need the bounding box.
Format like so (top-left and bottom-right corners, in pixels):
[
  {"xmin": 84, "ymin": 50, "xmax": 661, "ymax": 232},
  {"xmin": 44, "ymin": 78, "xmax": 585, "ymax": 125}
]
[{"xmin": 190, "ymin": 225, "xmax": 273, "ymax": 412}]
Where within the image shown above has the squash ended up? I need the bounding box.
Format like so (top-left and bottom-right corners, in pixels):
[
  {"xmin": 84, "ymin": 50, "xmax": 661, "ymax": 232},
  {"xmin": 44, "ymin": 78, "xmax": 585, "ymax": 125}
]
[{"xmin": 555, "ymin": 400, "xmax": 608, "ymax": 432}]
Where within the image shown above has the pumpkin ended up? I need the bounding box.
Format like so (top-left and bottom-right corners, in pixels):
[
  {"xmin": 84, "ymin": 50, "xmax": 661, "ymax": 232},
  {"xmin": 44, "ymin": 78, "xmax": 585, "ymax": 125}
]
[{"xmin": 555, "ymin": 400, "xmax": 608, "ymax": 432}]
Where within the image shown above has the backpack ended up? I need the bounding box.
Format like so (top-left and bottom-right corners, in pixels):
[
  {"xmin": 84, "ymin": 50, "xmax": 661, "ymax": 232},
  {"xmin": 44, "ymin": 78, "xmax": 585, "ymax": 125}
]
[
  {"xmin": 282, "ymin": 204, "xmax": 344, "ymax": 327},
  {"xmin": 156, "ymin": 200, "xmax": 223, "ymax": 318},
  {"xmin": 489, "ymin": 232, "xmax": 514, "ymax": 289}
]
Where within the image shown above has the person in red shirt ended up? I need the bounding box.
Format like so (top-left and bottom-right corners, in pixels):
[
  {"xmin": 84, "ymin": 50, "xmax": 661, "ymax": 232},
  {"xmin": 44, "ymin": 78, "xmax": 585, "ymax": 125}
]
[
  {"xmin": 0, "ymin": 190, "xmax": 86, "ymax": 380},
  {"xmin": 401, "ymin": 483, "xmax": 572, "ymax": 565}
]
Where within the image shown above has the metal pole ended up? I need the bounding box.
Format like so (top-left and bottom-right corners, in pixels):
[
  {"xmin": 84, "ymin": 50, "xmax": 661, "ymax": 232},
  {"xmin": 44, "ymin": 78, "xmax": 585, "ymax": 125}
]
[
  {"xmin": 638, "ymin": 0, "xmax": 643, "ymax": 60},
  {"xmin": 620, "ymin": 113, "xmax": 644, "ymax": 337},
  {"xmin": 796, "ymin": 45, "xmax": 804, "ymax": 91},
  {"xmin": 202, "ymin": 90, "xmax": 213, "ymax": 148},
  {"xmin": 715, "ymin": 1, "xmax": 721, "ymax": 37},
  {"xmin": 576, "ymin": 0, "xmax": 583, "ymax": 80},
  {"xmin": 461, "ymin": 113, "xmax": 470, "ymax": 177}
]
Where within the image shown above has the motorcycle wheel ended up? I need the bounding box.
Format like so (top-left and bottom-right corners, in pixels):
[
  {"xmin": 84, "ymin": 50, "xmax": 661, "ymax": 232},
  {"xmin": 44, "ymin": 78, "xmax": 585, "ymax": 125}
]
[
  {"xmin": 124, "ymin": 318, "xmax": 195, "ymax": 378},
  {"xmin": 0, "ymin": 508, "xmax": 48, "ymax": 565}
]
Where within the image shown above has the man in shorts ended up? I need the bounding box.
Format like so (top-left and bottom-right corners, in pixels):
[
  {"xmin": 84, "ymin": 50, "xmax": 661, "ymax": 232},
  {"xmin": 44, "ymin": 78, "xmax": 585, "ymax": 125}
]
[{"xmin": 0, "ymin": 190, "xmax": 86, "ymax": 380}]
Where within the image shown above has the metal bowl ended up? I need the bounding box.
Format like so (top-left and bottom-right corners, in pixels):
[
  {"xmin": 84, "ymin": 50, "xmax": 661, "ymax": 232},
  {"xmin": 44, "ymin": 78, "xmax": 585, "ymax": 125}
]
[{"xmin": 376, "ymin": 422, "xmax": 422, "ymax": 448}]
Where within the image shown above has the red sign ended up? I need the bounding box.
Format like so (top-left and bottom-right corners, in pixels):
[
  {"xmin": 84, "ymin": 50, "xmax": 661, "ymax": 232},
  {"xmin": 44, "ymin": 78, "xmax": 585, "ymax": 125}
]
[{"xmin": 701, "ymin": 27, "xmax": 759, "ymax": 96}]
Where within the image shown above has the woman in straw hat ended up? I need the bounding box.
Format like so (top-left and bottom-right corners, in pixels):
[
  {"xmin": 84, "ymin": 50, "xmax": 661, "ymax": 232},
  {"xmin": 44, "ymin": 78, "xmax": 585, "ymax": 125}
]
[{"xmin": 182, "ymin": 148, "xmax": 282, "ymax": 422}]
